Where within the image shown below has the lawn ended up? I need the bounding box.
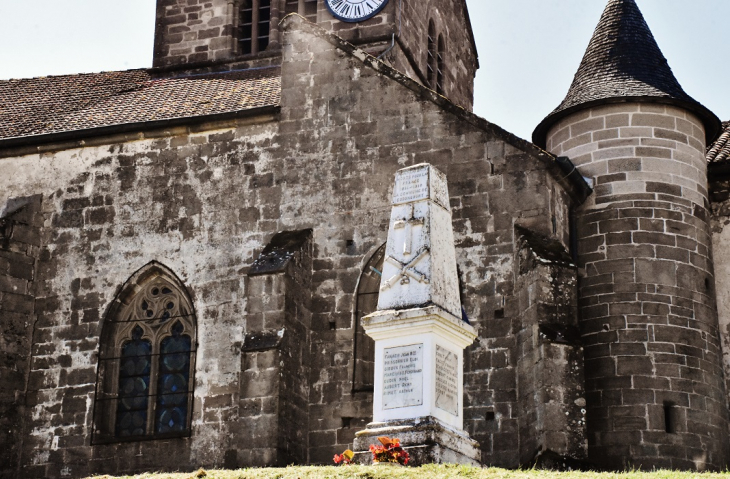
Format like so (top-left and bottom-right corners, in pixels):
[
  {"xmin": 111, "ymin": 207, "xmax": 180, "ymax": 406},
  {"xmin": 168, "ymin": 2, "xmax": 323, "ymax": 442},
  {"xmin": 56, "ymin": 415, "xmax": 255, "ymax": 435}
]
[{"xmin": 85, "ymin": 465, "xmax": 730, "ymax": 479}]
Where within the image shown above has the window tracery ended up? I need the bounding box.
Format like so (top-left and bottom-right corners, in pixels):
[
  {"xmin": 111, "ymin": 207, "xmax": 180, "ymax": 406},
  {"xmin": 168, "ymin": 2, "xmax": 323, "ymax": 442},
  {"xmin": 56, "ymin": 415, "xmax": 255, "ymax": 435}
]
[{"xmin": 93, "ymin": 266, "xmax": 196, "ymax": 444}]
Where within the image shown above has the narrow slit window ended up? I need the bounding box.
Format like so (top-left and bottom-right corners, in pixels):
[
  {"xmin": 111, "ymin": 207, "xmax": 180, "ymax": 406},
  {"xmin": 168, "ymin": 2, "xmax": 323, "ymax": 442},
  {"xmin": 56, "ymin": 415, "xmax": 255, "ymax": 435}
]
[
  {"xmin": 436, "ymin": 34, "xmax": 445, "ymax": 94},
  {"xmin": 239, "ymin": 0, "xmax": 254, "ymax": 55},
  {"xmin": 664, "ymin": 402, "xmax": 675, "ymax": 434},
  {"xmin": 238, "ymin": 0, "xmax": 272, "ymax": 55},
  {"xmin": 258, "ymin": 0, "xmax": 271, "ymax": 52},
  {"xmin": 427, "ymin": 20, "xmax": 436, "ymax": 89}
]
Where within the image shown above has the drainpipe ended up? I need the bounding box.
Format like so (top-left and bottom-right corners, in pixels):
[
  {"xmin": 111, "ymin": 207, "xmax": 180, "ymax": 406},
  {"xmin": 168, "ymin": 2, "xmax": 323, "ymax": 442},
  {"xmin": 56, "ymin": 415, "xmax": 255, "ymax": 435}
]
[{"xmin": 378, "ymin": 0, "xmax": 402, "ymax": 59}]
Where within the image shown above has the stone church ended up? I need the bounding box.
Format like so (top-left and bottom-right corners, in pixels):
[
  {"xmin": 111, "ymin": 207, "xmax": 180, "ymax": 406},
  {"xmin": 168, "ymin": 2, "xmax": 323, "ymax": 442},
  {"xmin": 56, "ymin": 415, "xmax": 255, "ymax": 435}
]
[{"xmin": 2, "ymin": 0, "xmax": 730, "ymax": 476}]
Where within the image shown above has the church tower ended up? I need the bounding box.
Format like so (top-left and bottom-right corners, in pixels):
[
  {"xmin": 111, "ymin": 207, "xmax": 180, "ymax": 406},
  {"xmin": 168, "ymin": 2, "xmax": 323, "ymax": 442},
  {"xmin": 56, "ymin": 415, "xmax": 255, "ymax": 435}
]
[
  {"xmin": 152, "ymin": 0, "xmax": 479, "ymax": 109},
  {"xmin": 534, "ymin": 0, "xmax": 727, "ymax": 471}
]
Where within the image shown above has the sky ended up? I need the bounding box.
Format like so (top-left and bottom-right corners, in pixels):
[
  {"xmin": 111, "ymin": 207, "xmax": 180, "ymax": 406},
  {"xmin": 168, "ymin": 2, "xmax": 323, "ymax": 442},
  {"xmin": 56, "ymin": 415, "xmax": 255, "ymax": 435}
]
[{"xmin": 0, "ymin": 0, "xmax": 727, "ymax": 141}]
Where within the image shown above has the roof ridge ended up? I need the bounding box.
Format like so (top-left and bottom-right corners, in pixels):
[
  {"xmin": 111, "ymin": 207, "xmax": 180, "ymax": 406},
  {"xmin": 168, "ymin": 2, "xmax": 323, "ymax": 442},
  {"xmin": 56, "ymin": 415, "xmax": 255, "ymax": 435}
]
[{"xmin": 0, "ymin": 68, "xmax": 149, "ymax": 84}]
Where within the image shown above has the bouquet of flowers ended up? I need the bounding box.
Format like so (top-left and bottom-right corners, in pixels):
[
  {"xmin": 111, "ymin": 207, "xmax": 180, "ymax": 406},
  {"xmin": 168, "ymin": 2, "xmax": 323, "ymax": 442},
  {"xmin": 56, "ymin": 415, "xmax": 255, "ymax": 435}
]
[{"xmin": 369, "ymin": 436, "xmax": 410, "ymax": 465}]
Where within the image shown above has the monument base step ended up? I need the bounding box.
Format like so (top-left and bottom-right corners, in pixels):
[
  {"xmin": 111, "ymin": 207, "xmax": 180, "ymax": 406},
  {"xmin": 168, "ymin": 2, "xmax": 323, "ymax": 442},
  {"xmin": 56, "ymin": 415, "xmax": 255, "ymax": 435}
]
[{"xmin": 353, "ymin": 416, "xmax": 481, "ymax": 466}]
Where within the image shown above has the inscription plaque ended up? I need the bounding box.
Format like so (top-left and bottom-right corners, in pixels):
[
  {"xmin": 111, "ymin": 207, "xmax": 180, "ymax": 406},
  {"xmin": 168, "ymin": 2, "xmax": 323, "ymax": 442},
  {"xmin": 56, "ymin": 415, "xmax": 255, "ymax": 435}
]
[
  {"xmin": 393, "ymin": 167, "xmax": 429, "ymax": 205},
  {"xmin": 435, "ymin": 345, "xmax": 458, "ymax": 415},
  {"xmin": 383, "ymin": 344, "xmax": 424, "ymax": 409}
]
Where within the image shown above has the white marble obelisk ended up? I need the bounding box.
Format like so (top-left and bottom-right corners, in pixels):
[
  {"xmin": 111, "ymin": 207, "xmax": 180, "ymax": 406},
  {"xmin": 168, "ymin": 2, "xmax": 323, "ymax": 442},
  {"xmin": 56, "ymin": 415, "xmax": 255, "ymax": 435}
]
[{"xmin": 354, "ymin": 164, "xmax": 480, "ymax": 466}]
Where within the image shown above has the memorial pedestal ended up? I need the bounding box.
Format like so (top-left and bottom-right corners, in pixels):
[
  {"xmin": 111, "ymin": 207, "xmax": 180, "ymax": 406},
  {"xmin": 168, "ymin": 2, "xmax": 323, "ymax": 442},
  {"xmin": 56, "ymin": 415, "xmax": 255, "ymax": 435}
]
[
  {"xmin": 354, "ymin": 417, "xmax": 481, "ymax": 466},
  {"xmin": 354, "ymin": 306, "xmax": 481, "ymax": 466}
]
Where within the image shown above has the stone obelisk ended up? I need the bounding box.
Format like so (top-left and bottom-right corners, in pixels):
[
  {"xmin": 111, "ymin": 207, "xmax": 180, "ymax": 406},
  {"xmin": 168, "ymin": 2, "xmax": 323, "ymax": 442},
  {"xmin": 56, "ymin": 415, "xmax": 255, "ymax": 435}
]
[{"xmin": 353, "ymin": 163, "xmax": 480, "ymax": 466}]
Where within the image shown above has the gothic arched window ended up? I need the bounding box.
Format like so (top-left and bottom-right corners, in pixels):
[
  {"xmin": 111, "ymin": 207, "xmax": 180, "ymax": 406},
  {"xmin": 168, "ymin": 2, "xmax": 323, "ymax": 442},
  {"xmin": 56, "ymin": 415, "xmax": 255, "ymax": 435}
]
[
  {"xmin": 436, "ymin": 34, "xmax": 445, "ymax": 95},
  {"xmin": 92, "ymin": 263, "xmax": 197, "ymax": 444},
  {"xmin": 352, "ymin": 244, "xmax": 385, "ymax": 392},
  {"xmin": 427, "ymin": 20, "xmax": 437, "ymax": 89},
  {"xmin": 239, "ymin": 0, "xmax": 272, "ymax": 55}
]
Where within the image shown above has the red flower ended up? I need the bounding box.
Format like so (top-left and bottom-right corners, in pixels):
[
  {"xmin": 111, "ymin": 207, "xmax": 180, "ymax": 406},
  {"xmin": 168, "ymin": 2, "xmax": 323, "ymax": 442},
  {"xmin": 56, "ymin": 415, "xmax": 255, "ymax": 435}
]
[
  {"xmin": 369, "ymin": 437, "xmax": 410, "ymax": 465},
  {"xmin": 333, "ymin": 449, "xmax": 354, "ymax": 465}
]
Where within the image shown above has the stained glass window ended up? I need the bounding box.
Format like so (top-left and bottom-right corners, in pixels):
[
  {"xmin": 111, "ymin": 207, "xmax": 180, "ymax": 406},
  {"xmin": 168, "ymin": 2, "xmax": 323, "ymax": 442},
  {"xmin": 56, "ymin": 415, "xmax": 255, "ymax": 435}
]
[
  {"xmin": 155, "ymin": 322, "xmax": 192, "ymax": 434},
  {"xmin": 93, "ymin": 265, "xmax": 197, "ymax": 444},
  {"xmin": 116, "ymin": 326, "xmax": 151, "ymax": 437}
]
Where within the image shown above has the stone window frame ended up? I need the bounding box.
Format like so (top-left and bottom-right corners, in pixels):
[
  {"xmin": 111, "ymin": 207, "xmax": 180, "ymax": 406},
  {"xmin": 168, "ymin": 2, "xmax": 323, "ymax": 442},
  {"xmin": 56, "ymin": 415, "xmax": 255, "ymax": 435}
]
[
  {"xmin": 92, "ymin": 262, "xmax": 197, "ymax": 444},
  {"xmin": 352, "ymin": 243, "xmax": 386, "ymax": 393}
]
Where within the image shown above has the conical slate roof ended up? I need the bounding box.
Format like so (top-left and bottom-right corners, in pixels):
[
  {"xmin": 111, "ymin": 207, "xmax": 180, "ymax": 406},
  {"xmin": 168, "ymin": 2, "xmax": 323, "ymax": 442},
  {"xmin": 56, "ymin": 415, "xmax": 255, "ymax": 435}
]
[{"xmin": 533, "ymin": 0, "xmax": 720, "ymax": 147}]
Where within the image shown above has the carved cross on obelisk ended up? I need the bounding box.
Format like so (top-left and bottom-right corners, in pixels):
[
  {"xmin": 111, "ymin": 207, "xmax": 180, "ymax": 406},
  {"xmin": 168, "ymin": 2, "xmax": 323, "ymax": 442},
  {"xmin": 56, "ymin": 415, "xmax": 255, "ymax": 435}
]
[{"xmin": 393, "ymin": 204, "xmax": 424, "ymax": 255}]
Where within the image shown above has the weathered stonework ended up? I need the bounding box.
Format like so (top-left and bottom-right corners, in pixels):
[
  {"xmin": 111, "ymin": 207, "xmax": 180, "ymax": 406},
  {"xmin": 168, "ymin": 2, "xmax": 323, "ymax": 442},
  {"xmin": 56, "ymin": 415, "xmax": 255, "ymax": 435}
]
[
  {"xmin": 547, "ymin": 104, "xmax": 729, "ymax": 470},
  {"xmin": 0, "ymin": 196, "xmax": 43, "ymax": 479},
  {"xmin": 514, "ymin": 227, "xmax": 586, "ymax": 466},
  {"xmin": 709, "ymin": 171, "xmax": 730, "ymax": 438},
  {"xmin": 153, "ymin": 0, "xmax": 477, "ymax": 109},
  {"xmin": 0, "ymin": 16, "xmax": 586, "ymax": 478},
  {"xmin": 240, "ymin": 229, "xmax": 313, "ymax": 466}
]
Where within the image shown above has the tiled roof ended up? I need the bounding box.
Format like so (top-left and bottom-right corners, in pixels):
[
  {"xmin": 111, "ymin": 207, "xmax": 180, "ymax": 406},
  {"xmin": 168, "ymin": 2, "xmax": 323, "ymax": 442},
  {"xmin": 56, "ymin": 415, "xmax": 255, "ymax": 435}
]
[
  {"xmin": 707, "ymin": 122, "xmax": 730, "ymax": 164},
  {"xmin": 0, "ymin": 67, "xmax": 281, "ymax": 141},
  {"xmin": 533, "ymin": 0, "xmax": 720, "ymax": 147}
]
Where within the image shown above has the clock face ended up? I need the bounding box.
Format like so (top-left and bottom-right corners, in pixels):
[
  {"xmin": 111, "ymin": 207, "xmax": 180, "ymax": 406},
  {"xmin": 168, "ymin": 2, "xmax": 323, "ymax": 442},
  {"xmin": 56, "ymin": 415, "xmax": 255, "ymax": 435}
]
[{"xmin": 325, "ymin": 0, "xmax": 389, "ymax": 23}]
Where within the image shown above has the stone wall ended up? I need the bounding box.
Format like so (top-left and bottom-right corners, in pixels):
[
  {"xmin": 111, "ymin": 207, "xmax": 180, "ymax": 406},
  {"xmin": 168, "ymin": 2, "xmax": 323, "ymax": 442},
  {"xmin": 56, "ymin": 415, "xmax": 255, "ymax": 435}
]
[
  {"xmin": 152, "ymin": 0, "xmax": 476, "ymax": 109},
  {"xmin": 393, "ymin": 0, "xmax": 477, "ymax": 110},
  {"xmin": 0, "ymin": 196, "xmax": 42, "ymax": 479},
  {"xmin": 0, "ymin": 19, "xmax": 583, "ymax": 477},
  {"xmin": 238, "ymin": 230, "xmax": 313, "ymax": 467},
  {"xmin": 514, "ymin": 228, "xmax": 586, "ymax": 466},
  {"xmin": 154, "ymin": 0, "xmax": 236, "ymax": 67},
  {"xmin": 547, "ymin": 104, "xmax": 729, "ymax": 470},
  {"xmin": 709, "ymin": 173, "xmax": 730, "ymax": 423}
]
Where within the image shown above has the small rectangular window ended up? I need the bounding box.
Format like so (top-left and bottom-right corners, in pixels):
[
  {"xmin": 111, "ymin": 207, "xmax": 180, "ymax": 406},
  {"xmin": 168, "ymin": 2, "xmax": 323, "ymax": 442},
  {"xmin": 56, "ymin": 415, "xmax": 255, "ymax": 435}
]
[{"xmin": 664, "ymin": 402, "xmax": 675, "ymax": 434}]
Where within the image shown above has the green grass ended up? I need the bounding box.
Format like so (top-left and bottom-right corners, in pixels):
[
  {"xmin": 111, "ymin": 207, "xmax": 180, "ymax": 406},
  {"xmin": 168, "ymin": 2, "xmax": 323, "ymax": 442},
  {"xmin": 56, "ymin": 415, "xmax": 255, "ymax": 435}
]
[{"xmin": 85, "ymin": 465, "xmax": 730, "ymax": 479}]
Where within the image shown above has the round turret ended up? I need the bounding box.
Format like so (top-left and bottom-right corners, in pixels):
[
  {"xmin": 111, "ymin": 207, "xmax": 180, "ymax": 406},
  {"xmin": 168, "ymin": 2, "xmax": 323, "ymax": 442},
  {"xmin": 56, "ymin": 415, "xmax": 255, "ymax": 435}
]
[{"xmin": 534, "ymin": 0, "xmax": 727, "ymax": 471}]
